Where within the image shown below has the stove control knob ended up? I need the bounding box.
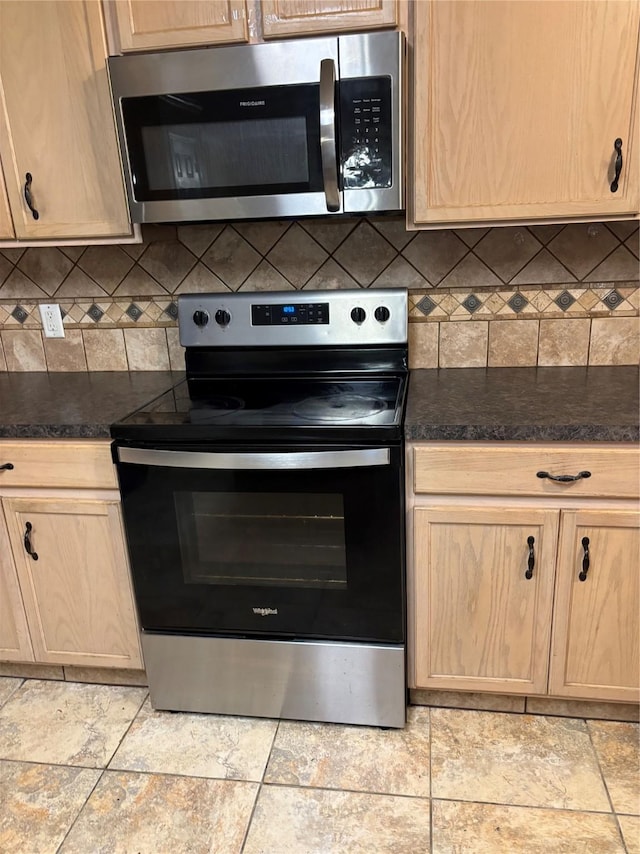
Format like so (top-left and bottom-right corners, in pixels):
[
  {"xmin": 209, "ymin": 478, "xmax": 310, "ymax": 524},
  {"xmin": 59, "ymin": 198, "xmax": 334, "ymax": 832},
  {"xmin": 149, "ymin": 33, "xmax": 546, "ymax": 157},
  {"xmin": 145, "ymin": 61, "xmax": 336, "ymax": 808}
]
[
  {"xmin": 350, "ymin": 306, "xmax": 366, "ymax": 324},
  {"xmin": 374, "ymin": 306, "xmax": 390, "ymax": 323},
  {"xmin": 214, "ymin": 309, "xmax": 231, "ymax": 327},
  {"xmin": 192, "ymin": 310, "xmax": 209, "ymax": 327}
]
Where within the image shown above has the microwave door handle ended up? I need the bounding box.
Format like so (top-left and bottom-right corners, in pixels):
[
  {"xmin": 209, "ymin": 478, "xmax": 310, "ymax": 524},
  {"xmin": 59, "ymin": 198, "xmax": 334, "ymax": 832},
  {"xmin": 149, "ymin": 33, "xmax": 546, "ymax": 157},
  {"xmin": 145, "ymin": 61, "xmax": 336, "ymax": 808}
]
[
  {"xmin": 117, "ymin": 447, "xmax": 389, "ymax": 470},
  {"xmin": 319, "ymin": 58, "xmax": 340, "ymax": 212}
]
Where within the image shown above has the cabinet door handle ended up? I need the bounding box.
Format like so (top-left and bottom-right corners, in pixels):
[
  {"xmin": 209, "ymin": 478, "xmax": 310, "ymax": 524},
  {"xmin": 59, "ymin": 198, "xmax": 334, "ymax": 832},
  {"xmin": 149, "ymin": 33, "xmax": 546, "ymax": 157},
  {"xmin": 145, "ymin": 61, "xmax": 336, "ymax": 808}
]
[
  {"xmin": 23, "ymin": 173, "xmax": 40, "ymax": 220},
  {"xmin": 23, "ymin": 521, "xmax": 38, "ymax": 561},
  {"xmin": 0, "ymin": 462, "xmax": 14, "ymax": 471},
  {"xmin": 578, "ymin": 536, "xmax": 590, "ymax": 581},
  {"xmin": 610, "ymin": 138, "xmax": 623, "ymax": 193},
  {"xmin": 525, "ymin": 535, "xmax": 535, "ymax": 579},
  {"xmin": 536, "ymin": 470, "xmax": 591, "ymax": 483}
]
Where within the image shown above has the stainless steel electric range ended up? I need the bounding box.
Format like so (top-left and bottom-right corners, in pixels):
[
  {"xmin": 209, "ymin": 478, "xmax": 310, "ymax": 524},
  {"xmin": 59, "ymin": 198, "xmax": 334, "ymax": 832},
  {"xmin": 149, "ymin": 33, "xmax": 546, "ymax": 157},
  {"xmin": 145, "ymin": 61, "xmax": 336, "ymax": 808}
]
[{"xmin": 111, "ymin": 289, "xmax": 408, "ymax": 728}]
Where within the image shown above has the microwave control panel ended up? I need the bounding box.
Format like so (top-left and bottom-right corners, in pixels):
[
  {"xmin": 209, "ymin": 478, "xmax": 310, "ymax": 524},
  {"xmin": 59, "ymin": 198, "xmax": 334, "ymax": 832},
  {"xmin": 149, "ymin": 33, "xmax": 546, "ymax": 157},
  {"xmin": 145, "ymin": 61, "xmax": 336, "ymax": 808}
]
[{"xmin": 340, "ymin": 77, "xmax": 392, "ymax": 190}]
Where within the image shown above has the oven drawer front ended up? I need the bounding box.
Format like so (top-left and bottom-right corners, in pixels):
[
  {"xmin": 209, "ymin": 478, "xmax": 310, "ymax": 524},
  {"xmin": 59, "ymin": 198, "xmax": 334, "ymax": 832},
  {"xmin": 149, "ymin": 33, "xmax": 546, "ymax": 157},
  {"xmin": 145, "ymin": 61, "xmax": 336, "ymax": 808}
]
[{"xmin": 116, "ymin": 443, "xmax": 405, "ymax": 644}]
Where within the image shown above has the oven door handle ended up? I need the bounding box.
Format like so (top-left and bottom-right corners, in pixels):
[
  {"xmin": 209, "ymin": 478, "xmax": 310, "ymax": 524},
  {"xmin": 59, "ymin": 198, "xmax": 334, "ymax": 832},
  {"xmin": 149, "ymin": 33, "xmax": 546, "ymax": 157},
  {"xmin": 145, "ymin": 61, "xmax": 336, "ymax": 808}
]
[{"xmin": 117, "ymin": 447, "xmax": 390, "ymax": 470}]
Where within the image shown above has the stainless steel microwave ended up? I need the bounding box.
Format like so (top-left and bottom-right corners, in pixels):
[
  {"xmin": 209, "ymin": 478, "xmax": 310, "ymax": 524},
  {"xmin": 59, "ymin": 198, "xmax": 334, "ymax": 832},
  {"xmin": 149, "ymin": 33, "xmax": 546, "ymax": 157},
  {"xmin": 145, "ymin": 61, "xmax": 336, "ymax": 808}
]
[{"xmin": 107, "ymin": 32, "xmax": 404, "ymax": 223}]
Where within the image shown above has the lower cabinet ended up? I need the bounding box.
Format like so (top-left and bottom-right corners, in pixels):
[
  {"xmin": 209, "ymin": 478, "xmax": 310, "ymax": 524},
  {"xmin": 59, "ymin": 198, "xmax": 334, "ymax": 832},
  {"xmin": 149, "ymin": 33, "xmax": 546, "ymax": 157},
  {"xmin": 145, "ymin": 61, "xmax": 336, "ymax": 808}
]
[
  {"xmin": 549, "ymin": 509, "xmax": 639, "ymax": 703},
  {"xmin": 0, "ymin": 440, "xmax": 142, "ymax": 669},
  {"xmin": 413, "ymin": 506, "xmax": 558, "ymax": 695},
  {"xmin": 409, "ymin": 443, "xmax": 640, "ymax": 704}
]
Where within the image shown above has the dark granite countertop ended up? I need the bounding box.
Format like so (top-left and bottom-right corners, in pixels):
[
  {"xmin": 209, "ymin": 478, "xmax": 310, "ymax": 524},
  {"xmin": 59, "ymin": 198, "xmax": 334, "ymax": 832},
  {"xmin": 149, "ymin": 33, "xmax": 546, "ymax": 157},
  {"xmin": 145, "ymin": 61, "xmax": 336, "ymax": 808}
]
[
  {"xmin": 0, "ymin": 366, "xmax": 637, "ymax": 442},
  {"xmin": 405, "ymin": 366, "xmax": 639, "ymax": 442},
  {"xmin": 0, "ymin": 371, "xmax": 183, "ymax": 439}
]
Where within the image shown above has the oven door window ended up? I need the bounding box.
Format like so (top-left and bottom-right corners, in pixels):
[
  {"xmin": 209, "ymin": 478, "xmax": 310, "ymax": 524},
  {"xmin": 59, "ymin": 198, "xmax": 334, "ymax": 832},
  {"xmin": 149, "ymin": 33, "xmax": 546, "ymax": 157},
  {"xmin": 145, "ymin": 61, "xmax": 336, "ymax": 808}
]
[
  {"xmin": 117, "ymin": 447, "xmax": 404, "ymax": 644},
  {"xmin": 176, "ymin": 491, "xmax": 347, "ymax": 590},
  {"xmin": 121, "ymin": 85, "xmax": 324, "ymax": 201}
]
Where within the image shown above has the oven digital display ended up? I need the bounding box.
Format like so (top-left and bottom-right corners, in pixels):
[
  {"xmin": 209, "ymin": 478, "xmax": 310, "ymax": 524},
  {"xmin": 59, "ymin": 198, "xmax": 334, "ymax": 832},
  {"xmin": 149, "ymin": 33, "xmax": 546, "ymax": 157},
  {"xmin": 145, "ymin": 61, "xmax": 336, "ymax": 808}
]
[{"xmin": 252, "ymin": 303, "xmax": 329, "ymax": 325}]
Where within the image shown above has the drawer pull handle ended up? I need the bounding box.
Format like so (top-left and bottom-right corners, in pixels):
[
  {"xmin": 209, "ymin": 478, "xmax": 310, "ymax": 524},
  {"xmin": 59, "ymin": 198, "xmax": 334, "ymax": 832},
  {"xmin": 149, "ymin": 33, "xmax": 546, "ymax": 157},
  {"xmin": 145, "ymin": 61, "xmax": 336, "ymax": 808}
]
[
  {"xmin": 0, "ymin": 463, "xmax": 14, "ymax": 471},
  {"xmin": 536, "ymin": 470, "xmax": 591, "ymax": 483},
  {"xmin": 23, "ymin": 521, "xmax": 38, "ymax": 561},
  {"xmin": 578, "ymin": 537, "xmax": 590, "ymax": 581},
  {"xmin": 610, "ymin": 138, "xmax": 623, "ymax": 193},
  {"xmin": 525, "ymin": 535, "xmax": 535, "ymax": 579},
  {"xmin": 23, "ymin": 172, "xmax": 40, "ymax": 220}
]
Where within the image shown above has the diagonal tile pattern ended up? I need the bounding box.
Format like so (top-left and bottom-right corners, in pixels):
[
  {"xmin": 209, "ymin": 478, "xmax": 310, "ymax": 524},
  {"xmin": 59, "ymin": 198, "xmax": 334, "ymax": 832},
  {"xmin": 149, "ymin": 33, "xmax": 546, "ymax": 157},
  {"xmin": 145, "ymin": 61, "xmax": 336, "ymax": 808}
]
[
  {"xmin": 0, "ymin": 219, "xmax": 637, "ymax": 303},
  {"xmin": 0, "ymin": 217, "xmax": 637, "ymax": 372},
  {"xmin": 0, "ymin": 677, "xmax": 637, "ymax": 853}
]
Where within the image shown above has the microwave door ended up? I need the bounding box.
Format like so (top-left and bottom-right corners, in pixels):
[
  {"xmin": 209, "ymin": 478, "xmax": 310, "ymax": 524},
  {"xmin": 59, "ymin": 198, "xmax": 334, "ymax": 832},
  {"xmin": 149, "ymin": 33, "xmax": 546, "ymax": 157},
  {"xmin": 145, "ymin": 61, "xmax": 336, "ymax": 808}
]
[{"xmin": 109, "ymin": 39, "xmax": 344, "ymax": 223}]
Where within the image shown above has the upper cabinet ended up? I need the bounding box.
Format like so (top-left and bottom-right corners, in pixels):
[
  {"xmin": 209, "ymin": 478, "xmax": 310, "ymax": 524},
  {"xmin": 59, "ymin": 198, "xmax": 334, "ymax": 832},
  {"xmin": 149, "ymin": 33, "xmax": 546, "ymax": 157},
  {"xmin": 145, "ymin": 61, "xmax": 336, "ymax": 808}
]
[
  {"xmin": 411, "ymin": 0, "xmax": 640, "ymax": 227},
  {"xmin": 0, "ymin": 165, "xmax": 13, "ymax": 240},
  {"xmin": 107, "ymin": 0, "xmax": 397, "ymax": 52},
  {"xmin": 0, "ymin": 1, "xmax": 131, "ymax": 240},
  {"xmin": 111, "ymin": 0, "xmax": 249, "ymax": 51},
  {"xmin": 261, "ymin": 0, "xmax": 397, "ymax": 38}
]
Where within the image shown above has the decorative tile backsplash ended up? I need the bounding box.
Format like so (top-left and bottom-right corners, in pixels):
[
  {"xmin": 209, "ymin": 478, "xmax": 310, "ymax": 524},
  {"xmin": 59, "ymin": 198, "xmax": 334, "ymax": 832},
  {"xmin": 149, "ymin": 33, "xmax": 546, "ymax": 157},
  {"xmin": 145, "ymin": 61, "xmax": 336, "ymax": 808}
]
[{"xmin": 0, "ymin": 217, "xmax": 638, "ymax": 371}]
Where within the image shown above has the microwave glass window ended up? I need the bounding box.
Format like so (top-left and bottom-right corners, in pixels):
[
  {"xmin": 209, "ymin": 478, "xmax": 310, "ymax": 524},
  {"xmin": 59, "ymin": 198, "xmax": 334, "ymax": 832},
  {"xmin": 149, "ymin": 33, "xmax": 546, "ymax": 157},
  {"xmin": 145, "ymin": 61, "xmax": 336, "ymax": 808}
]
[
  {"xmin": 121, "ymin": 85, "xmax": 324, "ymax": 201},
  {"xmin": 174, "ymin": 491, "xmax": 347, "ymax": 590},
  {"xmin": 141, "ymin": 117, "xmax": 309, "ymax": 192}
]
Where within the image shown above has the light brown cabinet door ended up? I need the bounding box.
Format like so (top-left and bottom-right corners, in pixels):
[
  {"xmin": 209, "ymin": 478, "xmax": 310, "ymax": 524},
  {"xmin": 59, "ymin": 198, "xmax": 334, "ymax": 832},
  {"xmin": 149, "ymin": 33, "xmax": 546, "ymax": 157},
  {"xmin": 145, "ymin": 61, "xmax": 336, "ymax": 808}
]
[
  {"xmin": 0, "ymin": 164, "xmax": 14, "ymax": 240},
  {"xmin": 0, "ymin": 507, "xmax": 33, "ymax": 662},
  {"xmin": 412, "ymin": 0, "xmax": 640, "ymax": 225},
  {"xmin": 549, "ymin": 509, "xmax": 639, "ymax": 703},
  {"xmin": 412, "ymin": 506, "xmax": 558, "ymax": 694},
  {"xmin": 3, "ymin": 497, "xmax": 142, "ymax": 669},
  {"xmin": 112, "ymin": 0, "xmax": 248, "ymax": 50},
  {"xmin": 261, "ymin": 0, "xmax": 396, "ymax": 38},
  {"xmin": 0, "ymin": 1, "xmax": 130, "ymax": 239}
]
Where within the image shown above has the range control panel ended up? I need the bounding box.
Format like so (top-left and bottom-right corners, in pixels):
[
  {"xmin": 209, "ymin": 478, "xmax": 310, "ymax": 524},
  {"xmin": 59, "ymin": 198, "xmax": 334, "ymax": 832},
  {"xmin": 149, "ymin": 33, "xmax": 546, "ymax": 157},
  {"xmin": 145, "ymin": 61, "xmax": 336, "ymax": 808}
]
[
  {"xmin": 252, "ymin": 302, "xmax": 330, "ymax": 326},
  {"xmin": 179, "ymin": 290, "xmax": 407, "ymax": 348}
]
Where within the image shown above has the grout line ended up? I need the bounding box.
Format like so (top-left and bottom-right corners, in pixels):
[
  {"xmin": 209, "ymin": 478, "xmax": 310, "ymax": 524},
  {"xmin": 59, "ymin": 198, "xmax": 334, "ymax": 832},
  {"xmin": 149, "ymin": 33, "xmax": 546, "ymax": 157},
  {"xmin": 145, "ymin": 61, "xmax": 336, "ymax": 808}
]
[
  {"xmin": 0, "ymin": 746, "xmax": 626, "ymax": 817},
  {"xmin": 584, "ymin": 721, "xmax": 627, "ymax": 850},
  {"xmin": 428, "ymin": 705, "xmax": 434, "ymax": 852},
  {"xmin": 103, "ymin": 688, "xmax": 149, "ymax": 770},
  {"xmin": 0, "ymin": 676, "xmax": 24, "ymax": 710},
  {"xmin": 54, "ymin": 767, "xmax": 107, "ymax": 854},
  {"xmin": 238, "ymin": 717, "xmax": 279, "ymax": 854}
]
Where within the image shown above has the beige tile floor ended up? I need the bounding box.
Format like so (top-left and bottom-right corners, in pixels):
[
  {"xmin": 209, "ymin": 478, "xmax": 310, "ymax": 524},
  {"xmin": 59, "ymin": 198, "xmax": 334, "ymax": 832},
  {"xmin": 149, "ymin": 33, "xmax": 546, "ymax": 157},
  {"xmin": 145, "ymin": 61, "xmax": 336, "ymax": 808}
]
[{"xmin": 0, "ymin": 677, "xmax": 637, "ymax": 854}]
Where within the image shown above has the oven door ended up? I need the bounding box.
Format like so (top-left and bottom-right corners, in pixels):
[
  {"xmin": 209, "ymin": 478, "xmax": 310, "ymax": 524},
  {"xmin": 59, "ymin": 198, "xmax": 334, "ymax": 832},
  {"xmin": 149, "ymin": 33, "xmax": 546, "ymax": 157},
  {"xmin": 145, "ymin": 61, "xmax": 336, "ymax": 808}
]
[{"xmin": 115, "ymin": 444, "xmax": 404, "ymax": 644}]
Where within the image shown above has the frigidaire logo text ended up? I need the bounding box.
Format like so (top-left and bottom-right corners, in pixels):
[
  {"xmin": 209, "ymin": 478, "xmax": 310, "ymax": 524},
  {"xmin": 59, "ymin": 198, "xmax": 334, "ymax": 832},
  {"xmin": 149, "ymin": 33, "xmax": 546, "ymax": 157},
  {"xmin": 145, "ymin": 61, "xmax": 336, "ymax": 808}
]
[
  {"xmin": 240, "ymin": 100, "xmax": 266, "ymax": 107},
  {"xmin": 253, "ymin": 607, "xmax": 278, "ymax": 616}
]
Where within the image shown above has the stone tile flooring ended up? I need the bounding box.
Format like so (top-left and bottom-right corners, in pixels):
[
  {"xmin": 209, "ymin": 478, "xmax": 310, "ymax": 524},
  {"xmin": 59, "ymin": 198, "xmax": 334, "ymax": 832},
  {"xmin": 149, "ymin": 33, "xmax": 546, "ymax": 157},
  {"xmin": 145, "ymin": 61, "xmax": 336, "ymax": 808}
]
[{"xmin": 0, "ymin": 677, "xmax": 637, "ymax": 853}]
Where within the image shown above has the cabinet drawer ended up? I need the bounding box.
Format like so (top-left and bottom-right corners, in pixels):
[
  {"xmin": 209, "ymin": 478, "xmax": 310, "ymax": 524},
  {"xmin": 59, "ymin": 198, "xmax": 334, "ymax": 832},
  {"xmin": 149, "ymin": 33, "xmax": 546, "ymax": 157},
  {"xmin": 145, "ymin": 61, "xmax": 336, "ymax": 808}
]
[
  {"xmin": 413, "ymin": 443, "xmax": 640, "ymax": 499},
  {"xmin": 0, "ymin": 441, "xmax": 117, "ymax": 490}
]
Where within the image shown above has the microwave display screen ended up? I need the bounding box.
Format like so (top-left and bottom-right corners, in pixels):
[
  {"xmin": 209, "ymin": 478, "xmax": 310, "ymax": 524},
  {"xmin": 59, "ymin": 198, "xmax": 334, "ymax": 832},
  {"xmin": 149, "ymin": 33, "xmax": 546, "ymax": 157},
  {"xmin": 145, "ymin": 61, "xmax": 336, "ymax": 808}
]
[{"xmin": 141, "ymin": 117, "xmax": 309, "ymax": 191}]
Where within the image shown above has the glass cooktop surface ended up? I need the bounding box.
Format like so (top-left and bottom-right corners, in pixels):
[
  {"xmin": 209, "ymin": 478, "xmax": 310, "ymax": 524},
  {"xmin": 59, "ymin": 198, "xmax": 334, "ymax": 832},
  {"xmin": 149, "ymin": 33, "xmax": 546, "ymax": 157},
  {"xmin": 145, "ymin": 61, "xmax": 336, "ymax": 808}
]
[{"xmin": 117, "ymin": 377, "xmax": 405, "ymax": 430}]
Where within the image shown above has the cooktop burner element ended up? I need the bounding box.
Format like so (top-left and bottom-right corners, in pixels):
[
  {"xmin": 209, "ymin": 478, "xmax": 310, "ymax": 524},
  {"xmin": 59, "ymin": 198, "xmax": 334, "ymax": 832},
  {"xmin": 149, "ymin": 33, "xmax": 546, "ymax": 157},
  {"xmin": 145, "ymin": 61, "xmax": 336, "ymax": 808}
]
[
  {"xmin": 294, "ymin": 393, "xmax": 387, "ymax": 422},
  {"xmin": 192, "ymin": 396, "xmax": 244, "ymax": 417}
]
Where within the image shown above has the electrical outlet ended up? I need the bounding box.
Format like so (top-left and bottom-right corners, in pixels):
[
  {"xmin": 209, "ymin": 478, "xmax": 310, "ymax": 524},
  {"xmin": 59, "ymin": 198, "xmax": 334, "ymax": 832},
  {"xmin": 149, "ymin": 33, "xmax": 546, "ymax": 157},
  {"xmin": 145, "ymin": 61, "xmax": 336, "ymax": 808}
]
[{"xmin": 39, "ymin": 304, "xmax": 65, "ymax": 338}]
